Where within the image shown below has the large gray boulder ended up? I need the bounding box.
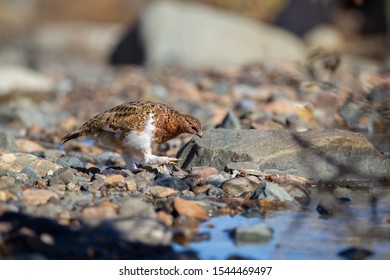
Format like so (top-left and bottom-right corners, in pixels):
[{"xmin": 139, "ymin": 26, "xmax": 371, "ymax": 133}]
[
  {"xmin": 177, "ymin": 128, "xmax": 390, "ymax": 181},
  {"xmin": 111, "ymin": 0, "xmax": 306, "ymax": 68}
]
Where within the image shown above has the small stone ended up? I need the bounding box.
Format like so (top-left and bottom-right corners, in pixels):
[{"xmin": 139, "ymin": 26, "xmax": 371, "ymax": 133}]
[
  {"xmin": 55, "ymin": 157, "xmax": 84, "ymax": 169},
  {"xmin": 118, "ymin": 197, "xmax": 156, "ymax": 218},
  {"xmin": 81, "ymin": 205, "xmax": 117, "ymax": 220},
  {"xmin": 15, "ymin": 139, "xmax": 45, "ymax": 153},
  {"xmin": 23, "ymin": 189, "xmax": 59, "ymax": 205},
  {"xmin": 34, "ymin": 203, "xmax": 65, "ymax": 219},
  {"xmin": 107, "ymin": 217, "xmax": 172, "ymax": 246},
  {"xmin": 147, "ymin": 186, "xmax": 178, "ymax": 198},
  {"xmin": 221, "ymin": 177, "xmax": 259, "ymax": 197},
  {"xmin": 338, "ymin": 247, "xmax": 373, "ymax": 260},
  {"xmin": 0, "ymin": 176, "xmax": 16, "ymax": 190},
  {"xmin": 201, "ymin": 174, "xmax": 226, "ymax": 187},
  {"xmin": 104, "ymin": 174, "xmax": 125, "ymax": 185},
  {"xmin": 49, "ymin": 168, "xmax": 77, "ymax": 185},
  {"xmin": 235, "ymin": 223, "xmax": 273, "ymax": 244},
  {"xmin": 191, "ymin": 184, "xmax": 212, "ymax": 195},
  {"xmin": 185, "ymin": 167, "xmax": 219, "ymax": 186},
  {"xmin": 0, "ymin": 132, "xmax": 18, "ymax": 152},
  {"xmin": 20, "ymin": 166, "xmax": 42, "ymax": 186},
  {"xmin": 283, "ymin": 183, "xmax": 310, "ymax": 206},
  {"xmin": 154, "ymin": 176, "xmax": 190, "ymax": 191},
  {"xmin": 258, "ymin": 182, "xmax": 300, "ymax": 206},
  {"xmin": 217, "ymin": 109, "xmax": 241, "ymax": 129},
  {"xmin": 173, "ymin": 198, "xmax": 208, "ymax": 219},
  {"xmin": 157, "ymin": 210, "xmax": 174, "ymax": 227},
  {"xmin": 207, "ymin": 186, "xmax": 225, "ymax": 198}
]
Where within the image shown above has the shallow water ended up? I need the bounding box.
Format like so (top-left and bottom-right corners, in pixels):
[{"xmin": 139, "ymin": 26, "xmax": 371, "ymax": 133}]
[{"xmin": 173, "ymin": 194, "xmax": 390, "ymax": 259}]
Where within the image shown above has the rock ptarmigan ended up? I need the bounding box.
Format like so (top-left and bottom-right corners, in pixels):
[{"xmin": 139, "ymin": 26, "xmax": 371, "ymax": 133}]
[{"xmin": 61, "ymin": 101, "xmax": 202, "ymax": 171}]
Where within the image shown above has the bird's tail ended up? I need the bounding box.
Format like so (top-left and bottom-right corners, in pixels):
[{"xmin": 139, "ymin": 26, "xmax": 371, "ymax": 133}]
[{"xmin": 61, "ymin": 130, "xmax": 82, "ymax": 144}]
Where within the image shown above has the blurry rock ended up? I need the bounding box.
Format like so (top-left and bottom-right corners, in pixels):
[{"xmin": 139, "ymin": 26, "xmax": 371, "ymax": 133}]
[
  {"xmin": 104, "ymin": 174, "xmax": 125, "ymax": 185},
  {"xmin": 178, "ymin": 128, "xmax": 390, "ymax": 181},
  {"xmin": 154, "ymin": 176, "xmax": 190, "ymax": 191},
  {"xmin": 107, "ymin": 217, "xmax": 172, "ymax": 246},
  {"xmin": 207, "ymin": 186, "xmax": 225, "ymax": 198},
  {"xmin": 235, "ymin": 223, "xmax": 273, "ymax": 245},
  {"xmin": 118, "ymin": 197, "xmax": 156, "ymax": 218},
  {"xmin": 15, "ymin": 139, "xmax": 45, "ymax": 153},
  {"xmin": 221, "ymin": 177, "xmax": 259, "ymax": 197},
  {"xmin": 185, "ymin": 166, "xmax": 219, "ymax": 186},
  {"xmin": 0, "ymin": 66, "xmax": 53, "ymax": 93},
  {"xmin": 49, "ymin": 167, "xmax": 78, "ymax": 186},
  {"xmin": 23, "ymin": 189, "xmax": 59, "ymax": 205},
  {"xmin": 338, "ymin": 247, "xmax": 373, "ymax": 260},
  {"xmin": 283, "ymin": 183, "xmax": 311, "ymax": 206},
  {"xmin": 111, "ymin": 0, "xmax": 305, "ymax": 68},
  {"xmin": 55, "ymin": 156, "xmax": 84, "ymax": 169},
  {"xmin": 0, "ymin": 152, "xmax": 61, "ymax": 176},
  {"xmin": 81, "ymin": 205, "xmax": 117, "ymax": 220},
  {"xmin": 0, "ymin": 99, "xmax": 49, "ymax": 128},
  {"xmin": 146, "ymin": 186, "xmax": 178, "ymax": 198},
  {"xmin": 0, "ymin": 132, "xmax": 18, "ymax": 152},
  {"xmin": 33, "ymin": 21, "xmax": 124, "ymax": 58},
  {"xmin": 216, "ymin": 109, "xmax": 241, "ymax": 129},
  {"xmin": 173, "ymin": 198, "xmax": 208, "ymax": 219},
  {"xmin": 259, "ymin": 182, "xmax": 300, "ymax": 206},
  {"xmin": 20, "ymin": 166, "xmax": 42, "ymax": 186}
]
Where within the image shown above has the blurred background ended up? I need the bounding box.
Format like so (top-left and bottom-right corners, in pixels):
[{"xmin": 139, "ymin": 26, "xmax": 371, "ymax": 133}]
[{"xmin": 0, "ymin": 0, "xmax": 389, "ymax": 150}]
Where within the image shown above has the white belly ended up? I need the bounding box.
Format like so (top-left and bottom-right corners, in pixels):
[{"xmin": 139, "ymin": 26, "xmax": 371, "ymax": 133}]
[{"xmin": 121, "ymin": 114, "xmax": 155, "ymax": 151}]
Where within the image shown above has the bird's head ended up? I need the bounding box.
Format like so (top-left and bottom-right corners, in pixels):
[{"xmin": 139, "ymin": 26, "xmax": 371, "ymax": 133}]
[{"xmin": 180, "ymin": 114, "xmax": 203, "ymax": 138}]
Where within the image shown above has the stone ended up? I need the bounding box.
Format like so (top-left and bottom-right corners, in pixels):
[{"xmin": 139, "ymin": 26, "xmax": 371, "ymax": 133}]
[
  {"xmin": 173, "ymin": 198, "xmax": 208, "ymax": 219},
  {"xmin": 154, "ymin": 176, "xmax": 190, "ymax": 191},
  {"xmin": 178, "ymin": 128, "xmax": 390, "ymax": 182},
  {"xmin": 20, "ymin": 167, "xmax": 42, "ymax": 187},
  {"xmin": 23, "ymin": 189, "xmax": 59, "ymax": 205},
  {"xmin": 49, "ymin": 168, "xmax": 77, "ymax": 186},
  {"xmin": 55, "ymin": 157, "xmax": 84, "ymax": 169},
  {"xmin": 0, "ymin": 65, "xmax": 53, "ymax": 93},
  {"xmin": 15, "ymin": 139, "xmax": 45, "ymax": 153},
  {"xmin": 185, "ymin": 166, "xmax": 219, "ymax": 186},
  {"xmin": 118, "ymin": 197, "xmax": 156, "ymax": 218},
  {"xmin": 235, "ymin": 223, "xmax": 273, "ymax": 244},
  {"xmin": 104, "ymin": 174, "xmax": 125, "ymax": 185},
  {"xmin": 81, "ymin": 205, "xmax": 117, "ymax": 220},
  {"xmin": 217, "ymin": 109, "xmax": 241, "ymax": 129},
  {"xmin": 221, "ymin": 177, "xmax": 259, "ymax": 197},
  {"xmin": 146, "ymin": 186, "xmax": 178, "ymax": 198},
  {"xmin": 259, "ymin": 182, "xmax": 300, "ymax": 206},
  {"xmin": 125, "ymin": 1, "xmax": 305, "ymax": 69},
  {"xmin": 0, "ymin": 132, "xmax": 18, "ymax": 152},
  {"xmin": 107, "ymin": 217, "xmax": 172, "ymax": 246},
  {"xmin": 0, "ymin": 152, "xmax": 62, "ymax": 177},
  {"xmin": 33, "ymin": 203, "xmax": 65, "ymax": 220},
  {"xmin": 207, "ymin": 186, "xmax": 225, "ymax": 198}
]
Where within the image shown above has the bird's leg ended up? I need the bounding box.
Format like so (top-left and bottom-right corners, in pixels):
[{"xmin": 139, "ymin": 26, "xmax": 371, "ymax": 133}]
[
  {"xmin": 122, "ymin": 152, "xmax": 142, "ymax": 172},
  {"xmin": 141, "ymin": 149, "xmax": 180, "ymax": 167}
]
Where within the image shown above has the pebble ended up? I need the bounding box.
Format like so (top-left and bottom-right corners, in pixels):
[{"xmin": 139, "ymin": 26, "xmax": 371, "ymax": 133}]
[
  {"xmin": 221, "ymin": 177, "xmax": 259, "ymax": 197},
  {"xmin": 20, "ymin": 167, "xmax": 42, "ymax": 187},
  {"xmin": 118, "ymin": 197, "xmax": 156, "ymax": 218},
  {"xmin": 173, "ymin": 198, "xmax": 208, "ymax": 219},
  {"xmin": 146, "ymin": 185, "xmax": 178, "ymax": 198},
  {"xmin": 49, "ymin": 167, "xmax": 77, "ymax": 185},
  {"xmin": 81, "ymin": 205, "xmax": 117, "ymax": 220},
  {"xmin": 235, "ymin": 223, "xmax": 273, "ymax": 244},
  {"xmin": 207, "ymin": 186, "xmax": 225, "ymax": 198},
  {"xmin": 185, "ymin": 167, "xmax": 219, "ymax": 186},
  {"xmin": 154, "ymin": 176, "xmax": 190, "ymax": 191},
  {"xmin": 104, "ymin": 174, "xmax": 125, "ymax": 185},
  {"xmin": 56, "ymin": 157, "xmax": 84, "ymax": 169},
  {"xmin": 15, "ymin": 139, "xmax": 45, "ymax": 153},
  {"xmin": 0, "ymin": 132, "xmax": 18, "ymax": 152},
  {"xmin": 23, "ymin": 189, "xmax": 59, "ymax": 205}
]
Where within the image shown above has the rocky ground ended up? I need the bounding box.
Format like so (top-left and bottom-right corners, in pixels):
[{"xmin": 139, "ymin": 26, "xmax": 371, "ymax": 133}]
[
  {"xmin": 1, "ymin": 51, "xmax": 389, "ymax": 259},
  {"xmin": 0, "ymin": 0, "xmax": 389, "ymax": 259}
]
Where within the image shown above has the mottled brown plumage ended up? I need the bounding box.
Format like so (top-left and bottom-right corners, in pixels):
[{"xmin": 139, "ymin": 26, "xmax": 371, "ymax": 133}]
[{"xmin": 61, "ymin": 101, "xmax": 202, "ymax": 171}]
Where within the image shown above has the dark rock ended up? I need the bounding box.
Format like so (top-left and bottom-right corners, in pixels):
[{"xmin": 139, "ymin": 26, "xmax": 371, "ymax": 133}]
[
  {"xmin": 154, "ymin": 176, "xmax": 190, "ymax": 191},
  {"xmin": 338, "ymin": 247, "xmax": 373, "ymax": 260},
  {"xmin": 0, "ymin": 132, "xmax": 18, "ymax": 152},
  {"xmin": 178, "ymin": 128, "xmax": 390, "ymax": 182}
]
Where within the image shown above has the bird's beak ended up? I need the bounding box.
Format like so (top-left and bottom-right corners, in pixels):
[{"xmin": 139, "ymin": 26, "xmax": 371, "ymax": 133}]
[{"xmin": 197, "ymin": 131, "xmax": 203, "ymax": 138}]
